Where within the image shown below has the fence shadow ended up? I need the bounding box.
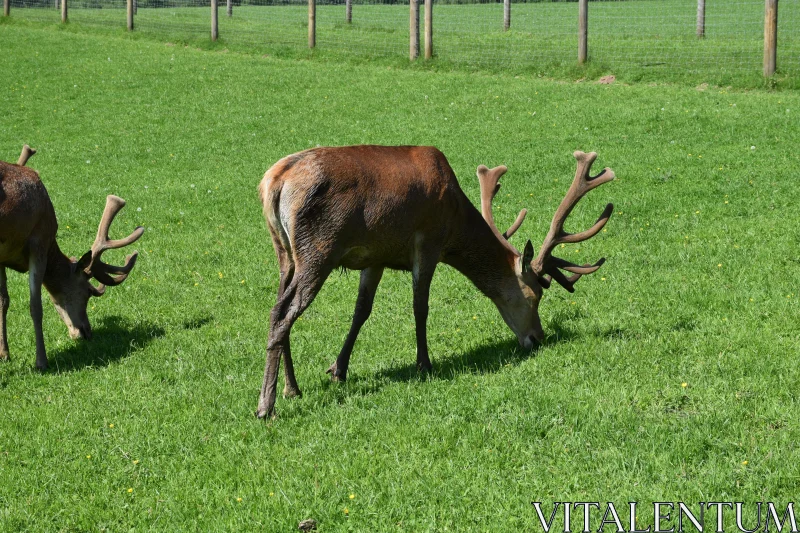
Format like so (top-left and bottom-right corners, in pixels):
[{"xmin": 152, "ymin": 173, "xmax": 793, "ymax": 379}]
[{"xmin": 47, "ymin": 315, "xmax": 165, "ymax": 373}]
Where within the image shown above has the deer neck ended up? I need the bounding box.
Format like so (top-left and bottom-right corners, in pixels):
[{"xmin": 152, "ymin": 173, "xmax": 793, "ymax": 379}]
[
  {"xmin": 42, "ymin": 242, "xmax": 73, "ymax": 295},
  {"xmin": 442, "ymin": 202, "xmax": 519, "ymax": 299}
]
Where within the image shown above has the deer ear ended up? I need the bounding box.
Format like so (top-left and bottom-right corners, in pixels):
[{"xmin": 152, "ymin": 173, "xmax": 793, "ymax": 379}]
[
  {"xmin": 521, "ymin": 240, "xmax": 534, "ymax": 273},
  {"xmin": 75, "ymin": 250, "xmax": 93, "ymax": 271}
]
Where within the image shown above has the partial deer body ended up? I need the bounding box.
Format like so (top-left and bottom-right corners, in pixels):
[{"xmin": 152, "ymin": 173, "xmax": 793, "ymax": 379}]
[
  {"xmin": 0, "ymin": 146, "xmax": 144, "ymax": 369},
  {"xmin": 257, "ymin": 145, "xmax": 614, "ymax": 418}
]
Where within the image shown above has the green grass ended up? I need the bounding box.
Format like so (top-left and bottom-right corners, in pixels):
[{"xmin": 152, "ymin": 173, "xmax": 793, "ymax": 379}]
[
  {"xmin": 4, "ymin": 0, "xmax": 800, "ymax": 89},
  {"xmin": 1, "ymin": 22, "xmax": 800, "ymax": 531}
]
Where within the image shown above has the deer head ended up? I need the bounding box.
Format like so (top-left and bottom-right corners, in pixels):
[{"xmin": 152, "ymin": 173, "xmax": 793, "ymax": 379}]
[
  {"xmin": 48, "ymin": 195, "xmax": 144, "ymax": 340},
  {"xmin": 477, "ymin": 151, "xmax": 614, "ymax": 348}
]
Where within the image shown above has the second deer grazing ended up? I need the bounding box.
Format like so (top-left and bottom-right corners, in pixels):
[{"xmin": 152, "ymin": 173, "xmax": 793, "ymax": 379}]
[
  {"xmin": 0, "ymin": 146, "xmax": 144, "ymax": 370},
  {"xmin": 257, "ymin": 146, "xmax": 614, "ymax": 418}
]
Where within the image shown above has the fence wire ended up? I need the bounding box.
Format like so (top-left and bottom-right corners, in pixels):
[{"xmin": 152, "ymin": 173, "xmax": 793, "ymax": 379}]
[{"xmin": 7, "ymin": 0, "xmax": 800, "ymax": 79}]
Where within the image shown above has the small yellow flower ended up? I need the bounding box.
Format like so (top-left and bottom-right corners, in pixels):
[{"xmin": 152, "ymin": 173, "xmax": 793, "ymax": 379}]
[
  {"xmin": 601, "ymin": 277, "xmax": 606, "ymax": 281},
  {"xmin": 237, "ymin": 497, "xmax": 243, "ymax": 502},
  {"xmin": 133, "ymin": 459, "xmax": 139, "ymax": 465},
  {"xmin": 349, "ymin": 494, "xmax": 355, "ymax": 500},
  {"xmin": 109, "ymin": 424, "xmax": 114, "ymax": 428},
  {"xmin": 194, "ymin": 283, "xmax": 199, "ymax": 286},
  {"xmin": 695, "ymin": 211, "xmax": 700, "ymax": 214},
  {"xmin": 472, "ymin": 316, "xmax": 477, "ymax": 320},
  {"xmin": 717, "ymin": 264, "xmax": 722, "ymax": 268},
  {"xmin": 681, "ymin": 383, "xmax": 687, "ymax": 388},
  {"xmin": 344, "ymin": 507, "xmax": 349, "ymax": 515},
  {"xmin": 127, "ymin": 488, "xmax": 133, "ymax": 493},
  {"xmin": 240, "ymin": 280, "xmax": 246, "ymax": 284},
  {"xmin": 86, "ymin": 455, "xmax": 91, "ymax": 459},
  {"xmin": 742, "ymin": 460, "xmax": 748, "ymax": 465},
  {"xmin": 218, "ymin": 272, "xmax": 224, "ymax": 279},
  {"xmin": 269, "ymin": 492, "xmax": 274, "ymax": 497}
]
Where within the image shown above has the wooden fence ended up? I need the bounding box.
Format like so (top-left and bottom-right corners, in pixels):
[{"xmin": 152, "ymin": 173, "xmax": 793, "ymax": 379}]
[{"xmin": 1, "ymin": 0, "xmax": 790, "ymax": 78}]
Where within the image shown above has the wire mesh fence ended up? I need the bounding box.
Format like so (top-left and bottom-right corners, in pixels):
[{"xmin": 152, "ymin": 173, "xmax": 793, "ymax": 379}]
[{"xmin": 5, "ymin": 0, "xmax": 799, "ymax": 82}]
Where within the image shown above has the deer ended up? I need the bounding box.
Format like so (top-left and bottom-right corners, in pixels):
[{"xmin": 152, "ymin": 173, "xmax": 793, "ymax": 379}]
[
  {"xmin": 256, "ymin": 145, "xmax": 614, "ymax": 419},
  {"xmin": 0, "ymin": 145, "xmax": 144, "ymax": 370}
]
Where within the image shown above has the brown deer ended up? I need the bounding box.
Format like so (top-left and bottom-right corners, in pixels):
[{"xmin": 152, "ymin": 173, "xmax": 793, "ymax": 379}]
[
  {"xmin": 257, "ymin": 146, "xmax": 614, "ymax": 418},
  {"xmin": 0, "ymin": 145, "xmax": 144, "ymax": 370}
]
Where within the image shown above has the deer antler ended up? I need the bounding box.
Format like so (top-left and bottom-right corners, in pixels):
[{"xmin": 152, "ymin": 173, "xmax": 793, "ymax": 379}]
[
  {"xmin": 476, "ymin": 165, "xmax": 528, "ymax": 254},
  {"xmin": 86, "ymin": 195, "xmax": 145, "ymax": 288},
  {"xmin": 530, "ymin": 151, "xmax": 614, "ymax": 292},
  {"xmin": 18, "ymin": 145, "xmax": 36, "ymax": 166}
]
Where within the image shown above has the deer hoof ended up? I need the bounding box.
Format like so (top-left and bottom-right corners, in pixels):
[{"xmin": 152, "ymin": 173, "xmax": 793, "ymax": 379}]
[
  {"xmin": 326, "ymin": 362, "xmax": 347, "ymax": 382},
  {"xmin": 417, "ymin": 361, "xmax": 432, "ymax": 373},
  {"xmin": 35, "ymin": 360, "xmax": 48, "ymax": 372},
  {"xmin": 255, "ymin": 398, "xmax": 275, "ymax": 420},
  {"xmin": 0, "ymin": 352, "xmax": 9, "ymax": 362},
  {"xmin": 283, "ymin": 385, "xmax": 302, "ymax": 399}
]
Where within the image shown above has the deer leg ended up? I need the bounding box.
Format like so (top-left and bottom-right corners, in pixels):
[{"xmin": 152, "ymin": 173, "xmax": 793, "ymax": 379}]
[
  {"xmin": 412, "ymin": 242, "xmax": 438, "ymax": 373},
  {"xmin": 257, "ymin": 265, "xmax": 330, "ymax": 419},
  {"xmin": 0, "ymin": 268, "xmax": 10, "ymax": 361},
  {"xmin": 327, "ymin": 266, "xmax": 384, "ymax": 382},
  {"xmin": 28, "ymin": 253, "xmax": 48, "ymax": 371},
  {"xmin": 278, "ymin": 263, "xmax": 302, "ymax": 400}
]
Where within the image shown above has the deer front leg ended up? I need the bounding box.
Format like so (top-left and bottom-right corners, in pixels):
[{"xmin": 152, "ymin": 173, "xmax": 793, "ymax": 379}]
[
  {"xmin": 257, "ymin": 266, "xmax": 329, "ymax": 419},
  {"xmin": 327, "ymin": 266, "xmax": 384, "ymax": 382},
  {"xmin": 28, "ymin": 254, "xmax": 48, "ymax": 370},
  {"xmin": 0, "ymin": 268, "xmax": 10, "ymax": 361},
  {"xmin": 412, "ymin": 242, "xmax": 438, "ymax": 373}
]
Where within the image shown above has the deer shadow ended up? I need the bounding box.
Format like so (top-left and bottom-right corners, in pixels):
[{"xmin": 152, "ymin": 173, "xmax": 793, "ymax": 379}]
[
  {"xmin": 46, "ymin": 315, "xmax": 165, "ymax": 373},
  {"xmin": 312, "ymin": 320, "xmax": 583, "ymax": 407},
  {"xmin": 375, "ymin": 323, "xmax": 581, "ymax": 385}
]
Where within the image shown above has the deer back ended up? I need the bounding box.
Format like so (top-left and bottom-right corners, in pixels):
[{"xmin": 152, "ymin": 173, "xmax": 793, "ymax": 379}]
[
  {"xmin": 259, "ymin": 146, "xmax": 466, "ymax": 271},
  {"xmin": 0, "ymin": 161, "xmax": 57, "ymax": 272}
]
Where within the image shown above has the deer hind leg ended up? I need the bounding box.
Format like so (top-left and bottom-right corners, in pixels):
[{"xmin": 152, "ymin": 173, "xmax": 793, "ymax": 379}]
[
  {"xmin": 28, "ymin": 251, "xmax": 48, "ymax": 371},
  {"xmin": 257, "ymin": 263, "xmax": 331, "ymax": 419},
  {"xmin": 271, "ymin": 233, "xmax": 302, "ymax": 399},
  {"xmin": 0, "ymin": 268, "xmax": 10, "ymax": 361},
  {"xmin": 327, "ymin": 266, "xmax": 384, "ymax": 382},
  {"xmin": 412, "ymin": 236, "xmax": 439, "ymax": 373}
]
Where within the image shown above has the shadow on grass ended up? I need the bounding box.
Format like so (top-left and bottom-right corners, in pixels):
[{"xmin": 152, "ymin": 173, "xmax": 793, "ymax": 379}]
[
  {"xmin": 310, "ymin": 320, "xmax": 582, "ymax": 402},
  {"xmin": 47, "ymin": 315, "xmax": 165, "ymax": 373}
]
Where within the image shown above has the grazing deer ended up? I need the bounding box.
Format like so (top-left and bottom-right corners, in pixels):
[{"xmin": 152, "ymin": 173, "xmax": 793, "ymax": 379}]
[
  {"xmin": 0, "ymin": 145, "xmax": 144, "ymax": 370},
  {"xmin": 257, "ymin": 146, "xmax": 614, "ymax": 418}
]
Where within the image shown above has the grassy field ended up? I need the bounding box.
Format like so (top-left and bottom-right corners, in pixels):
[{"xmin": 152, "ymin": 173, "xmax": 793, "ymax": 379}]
[
  {"xmin": 2, "ymin": 22, "xmax": 800, "ymax": 531},
  {"xmin": 5, "ymin": 0, "xmax": 800, "ymax": 89}
]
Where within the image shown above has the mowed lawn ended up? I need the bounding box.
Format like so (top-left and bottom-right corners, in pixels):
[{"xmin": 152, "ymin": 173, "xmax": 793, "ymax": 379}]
[{"xmin": 1, "ymin": 23, "xmax": 800, "ymax": 531}]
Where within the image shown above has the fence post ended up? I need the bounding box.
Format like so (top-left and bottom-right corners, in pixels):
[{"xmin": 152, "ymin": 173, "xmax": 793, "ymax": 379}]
[
  {"xmin": 696, "ymin": 0, "xmax": 705, "ymax": 37},
  {"xmin": 3, "ymin": 0, "xmax": 9, "ymax": 18},
  {"xmin": 127, "ymin": 0, "xmax": 134, "ymax": 30},
  {"xmin": 308, "ymin": 0, "xmax": 316, "ymax": 48},
  {"xmin": 346, "ymin": 0, "xmax": 351, "ymax": 22},
  {"xmin": 503, "ymin": 0, "xmax": 510, "ymax": 31},
  {"xmin": 211, "ymin": 0, "xmax": 218, "ymax": 41},
  {"xmin": 227, "ymin": 0, "xmax": 232, "ymax": 16},
  {"xmin": 61, "ymin": 0, "xmax": 67, "ymax": 23},
  {"xmin": 424, "ymin": 0, "xmax": 432, "ymax": 59},
  {"xmin": 578, "ymin": 0, "xmax": 587, "ymax": 63},
  {"xmin": 763, "ymin": 0, "xmax": 777, "ymax": 77},
  {"xmin": 410, "ymin": 0, "xmax": 419, "ymax": 60}
]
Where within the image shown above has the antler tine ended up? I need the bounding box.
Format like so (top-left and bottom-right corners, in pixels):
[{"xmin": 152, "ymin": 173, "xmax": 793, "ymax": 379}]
[
  {"xmin": 476, "ymin": 165, "xmax": 528, "ymax": 252},
  {"xmin": 531, "ymin": 151, "xmax": 614, "ymax": 290},
  {"xmin": 91, "ymin": 195, "xmax": 144, "ymax": 256},
  {"xmin": 86, "ymin": 195, "xmax": 144, "ymax": 286},
  {"xmin": 503, "ymin": 208, "xmax": 528, "ymax": 239},
  {"xmin": 91, "ymin": 253, "xmax": 139, "ymax": 287},
  {"xmin": 17, "ymin": 145, "xmax": 36, "ymax": 166}
]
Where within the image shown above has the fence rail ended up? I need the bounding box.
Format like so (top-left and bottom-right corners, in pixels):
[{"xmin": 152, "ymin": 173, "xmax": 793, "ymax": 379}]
[{"xmin": 4, "ymin": 0, "xmax": 799, "ymax": 83}]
